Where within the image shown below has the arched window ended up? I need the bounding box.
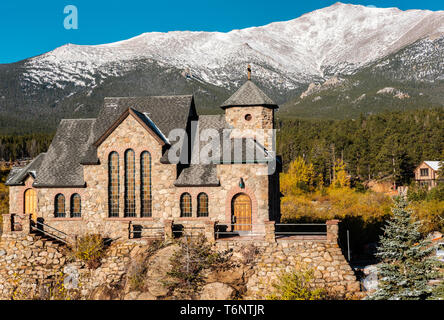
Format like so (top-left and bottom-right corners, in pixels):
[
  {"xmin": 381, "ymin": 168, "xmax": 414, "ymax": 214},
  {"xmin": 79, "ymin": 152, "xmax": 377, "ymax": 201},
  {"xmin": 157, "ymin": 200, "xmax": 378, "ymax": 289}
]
[
  {"xmin": 197, "ymin": 193, "xmax": 209, "ymax": 217},
  {"xmin": 124, "ymin": 149, "xmax": 136, "ymax": 217},
  {"xmin": 55, "ymin": 194, "xmax": 66, "ymax": 218},
  {"xmin": 180, "ymin": 193, "xmax": 192, "ymax": 217},
  {"xmin": 140, "ymin": 151, "xmax": 152, "ymax": 217},
  {"xmin": 108, "ymin": 152, "xmax": 119, "ymax": 217},
  {"xmin": 70, "ymin": 194, "xmax": 81, "ymax": 218}
]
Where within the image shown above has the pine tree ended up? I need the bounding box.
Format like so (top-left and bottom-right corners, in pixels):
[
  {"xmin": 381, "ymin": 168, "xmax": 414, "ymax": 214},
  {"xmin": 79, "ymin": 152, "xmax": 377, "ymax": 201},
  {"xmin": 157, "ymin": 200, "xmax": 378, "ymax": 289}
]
[{"xmin": 371, "ymin": 196, "xmax": 441, "ymax": 300}]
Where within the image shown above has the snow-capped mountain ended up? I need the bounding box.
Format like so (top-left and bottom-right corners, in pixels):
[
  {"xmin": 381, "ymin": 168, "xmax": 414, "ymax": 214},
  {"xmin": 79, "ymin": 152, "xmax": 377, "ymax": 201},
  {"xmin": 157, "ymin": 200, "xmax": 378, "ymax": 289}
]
[
  {"xmin": 22, "ymin": 2, "xmax": 444, "ymax": 91},
  {"xmin": 1, "ymin": 2, "xmax": 444, "ymax": 133}
]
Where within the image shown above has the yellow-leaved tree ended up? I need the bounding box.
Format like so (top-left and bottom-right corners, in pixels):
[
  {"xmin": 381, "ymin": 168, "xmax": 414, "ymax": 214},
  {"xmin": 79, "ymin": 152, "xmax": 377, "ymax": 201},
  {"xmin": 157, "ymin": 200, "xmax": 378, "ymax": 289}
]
[
  {"xmin": 332, "ymin": 159, "xmax": 350, "ymax": 189},
  {"xmin": 280, "ymin": 157, "xmax": 316, "ymax": 195}
]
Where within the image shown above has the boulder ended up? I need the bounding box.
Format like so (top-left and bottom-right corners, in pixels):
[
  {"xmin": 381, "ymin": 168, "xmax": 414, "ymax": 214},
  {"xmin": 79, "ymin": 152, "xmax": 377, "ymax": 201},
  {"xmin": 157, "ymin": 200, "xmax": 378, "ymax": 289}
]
[
  {"xmin": 199, "ymin": 282, "xmax": 233, "ymax": 300},
  {"xmin": 144, "ymin": 245, "xmax": 178, "ymax": 297},
  {"xmin": 124, "ymin": 291, "xmax": 141, "ymax": 300},
  {"xmin": 136, "ymin": 291, "xmax": 156, "ymax": 300},
  {"xmin": 206, "ymin": 266, "xmax": 244, "ymax": 285}
]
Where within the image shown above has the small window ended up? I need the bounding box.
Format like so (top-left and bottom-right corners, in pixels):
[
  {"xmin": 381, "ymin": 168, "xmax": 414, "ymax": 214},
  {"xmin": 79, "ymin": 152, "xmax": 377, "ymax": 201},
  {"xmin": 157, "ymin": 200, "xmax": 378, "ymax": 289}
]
[
  {"xmin": 55, "ymin": 194, "xmax": 66, "ymax": 218},
  {"xmin": 180, "ymin": 193, "xmax": 192, "ymax": 217},
  {"xmin": 70, "ymin": 194, "xmax": 81, "ymax": 218},
  {"xmin": 197, "ymin": 193, "xmax": 209, "ymax": 217},
  {"xmin": 420, "ymin": 168, "xmax": 429, "ymax": 177},
  {"xmin": 245, "ymin": 114, "xmax": 252, "ymax": 121}
]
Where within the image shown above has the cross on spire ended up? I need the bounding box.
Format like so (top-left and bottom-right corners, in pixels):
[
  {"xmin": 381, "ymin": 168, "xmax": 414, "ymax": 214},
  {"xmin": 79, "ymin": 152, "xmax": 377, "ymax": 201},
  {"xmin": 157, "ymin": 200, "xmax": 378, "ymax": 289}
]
[{"xmin": 247, "ymin": 64, "xmax": 251, "ymax": 80}]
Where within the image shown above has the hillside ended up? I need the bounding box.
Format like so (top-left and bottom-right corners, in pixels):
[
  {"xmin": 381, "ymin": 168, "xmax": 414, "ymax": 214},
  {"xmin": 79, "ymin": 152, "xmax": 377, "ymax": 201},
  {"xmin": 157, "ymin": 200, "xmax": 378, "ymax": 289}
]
[{"xmin": 280, "ymin": 36, "xmax": 444, "ymax": 119}]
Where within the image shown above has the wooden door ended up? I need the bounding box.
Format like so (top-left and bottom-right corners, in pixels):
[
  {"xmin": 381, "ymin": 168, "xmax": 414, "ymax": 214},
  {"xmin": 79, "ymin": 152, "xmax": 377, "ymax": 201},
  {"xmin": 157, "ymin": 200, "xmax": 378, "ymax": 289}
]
[
  {"xmin": 24, "ymin": 189, "xmax": 37, "ymax": 221},
  {"xmin": 232, "ymin": 194, "xmax": 252, "ymax": 232}
]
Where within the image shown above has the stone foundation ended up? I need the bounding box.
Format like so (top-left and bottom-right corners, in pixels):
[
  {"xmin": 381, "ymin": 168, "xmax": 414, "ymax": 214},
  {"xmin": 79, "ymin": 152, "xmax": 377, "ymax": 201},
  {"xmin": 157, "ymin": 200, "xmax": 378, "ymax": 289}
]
[
  {"xmin": 216, "ymin": 239, "xmax": 360, "ymax": 299},
  {"xmin": 0, "ymin": 221, "xmax": 361, "ymax": 300}
]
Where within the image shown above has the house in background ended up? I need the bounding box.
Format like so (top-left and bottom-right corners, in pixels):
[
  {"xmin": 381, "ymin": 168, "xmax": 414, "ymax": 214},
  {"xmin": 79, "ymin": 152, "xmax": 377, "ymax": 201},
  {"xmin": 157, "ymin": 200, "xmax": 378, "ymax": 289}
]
[{"xmin": 414, "ymin": 161, "xmax": 442, "ymax": 189}]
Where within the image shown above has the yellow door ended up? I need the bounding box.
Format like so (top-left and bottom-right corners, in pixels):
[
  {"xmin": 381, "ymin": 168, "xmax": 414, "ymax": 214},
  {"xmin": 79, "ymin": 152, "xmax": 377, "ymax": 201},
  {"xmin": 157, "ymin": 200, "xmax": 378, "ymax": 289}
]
[
  {"xmin": 232, "ymin": 194, "xmax": 252, "ymax": 232},
  {"xmin": 24, "ymin": 189, "xmax": 37, "ymax": 221}
]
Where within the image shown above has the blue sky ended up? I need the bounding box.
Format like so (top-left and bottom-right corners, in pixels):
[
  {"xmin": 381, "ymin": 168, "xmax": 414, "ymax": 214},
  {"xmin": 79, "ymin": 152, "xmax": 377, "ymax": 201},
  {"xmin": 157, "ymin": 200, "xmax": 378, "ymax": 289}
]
[{"xmin": 0, "ymin": 0, "xmax": 443, "ymax": 63}]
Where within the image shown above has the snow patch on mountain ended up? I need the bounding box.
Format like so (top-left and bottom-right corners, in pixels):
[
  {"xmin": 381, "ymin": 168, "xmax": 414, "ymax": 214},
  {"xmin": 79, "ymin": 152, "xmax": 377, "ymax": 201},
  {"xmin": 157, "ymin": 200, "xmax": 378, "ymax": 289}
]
[{"xmin": 21, "ymin": 3, "xmax": 444, "ymax": 93}]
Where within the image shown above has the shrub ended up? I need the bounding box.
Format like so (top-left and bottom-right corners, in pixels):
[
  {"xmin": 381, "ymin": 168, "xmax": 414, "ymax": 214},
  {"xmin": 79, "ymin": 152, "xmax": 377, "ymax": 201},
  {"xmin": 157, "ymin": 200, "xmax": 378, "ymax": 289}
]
[
  {"xmin": 266, "ymin": 268, "xmax": 327, "ymax": 300},
  {"xmin": 426, "ymin": 183, "xmax": 444, "ymax": 202},
  {"xmin": 72, "ymin": 234, "xmax": 105, "ymax": 269},
  {"xmin": 410, "ymin": 200, "xmax": 444, "ymax": 234}
]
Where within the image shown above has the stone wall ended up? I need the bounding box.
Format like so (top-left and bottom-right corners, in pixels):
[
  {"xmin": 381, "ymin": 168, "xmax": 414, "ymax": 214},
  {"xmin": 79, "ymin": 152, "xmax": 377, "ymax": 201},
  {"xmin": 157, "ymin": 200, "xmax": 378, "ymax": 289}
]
[
  {"xmin": 0, "ymin": 228, "xmax": 361, "ymax": 300},
  {"xmin": 216, "ymin": 239, "xmax": 360, "ymax": 299},
  {"xmin": 0, "ymin": 233, "xmax": 67, "ymax": 299},
  {"xmin": 0, "ymin": 232, "xmax": 143, "ymax": 300},
  {"xmin": 224, "ymin": 106, "xmax": 274, "ymax": 150}
]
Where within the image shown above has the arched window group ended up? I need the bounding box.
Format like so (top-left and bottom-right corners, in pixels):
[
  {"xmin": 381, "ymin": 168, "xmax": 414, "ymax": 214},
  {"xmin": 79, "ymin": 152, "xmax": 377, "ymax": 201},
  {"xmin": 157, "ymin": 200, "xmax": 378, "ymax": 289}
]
[
  {"xmin": 180, "ymin": 192, "xmax": 209, "ymax": 217},
  {"xmin": 54, "ymin": 193, "xmax": 81, "ymax": 218},
  {"xmin": 108, "ymin": 150, "xmax": 152, "ymax": 218}
]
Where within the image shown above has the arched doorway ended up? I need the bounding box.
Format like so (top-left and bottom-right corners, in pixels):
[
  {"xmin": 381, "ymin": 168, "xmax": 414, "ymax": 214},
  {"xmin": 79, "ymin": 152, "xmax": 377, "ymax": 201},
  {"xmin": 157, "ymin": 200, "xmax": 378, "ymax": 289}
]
[
  {"xmin": 232, "ymin": 193, "xmax": 252, "ymax": 232},
  {"xmin": 24, "ymin": 189, "xmax": 37, "ymax": 221}
]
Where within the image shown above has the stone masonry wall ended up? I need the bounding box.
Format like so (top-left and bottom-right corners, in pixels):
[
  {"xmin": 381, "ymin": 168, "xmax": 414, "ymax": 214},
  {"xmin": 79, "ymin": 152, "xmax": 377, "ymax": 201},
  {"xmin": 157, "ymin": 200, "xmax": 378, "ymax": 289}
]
[
  {"xmin": 216, "ymin": 239, "xmax": 360, "ymax": 299},
  {"xmin": 0, "ymin": 233, "xmax": 67, "ymax": 299},
  {"xmin": 0, "ymin": 230, "xmax": 360, "ymax": 300},
  {"xmin": 225, "ymin": 106, "xmax": 274, "ymax": 150}
]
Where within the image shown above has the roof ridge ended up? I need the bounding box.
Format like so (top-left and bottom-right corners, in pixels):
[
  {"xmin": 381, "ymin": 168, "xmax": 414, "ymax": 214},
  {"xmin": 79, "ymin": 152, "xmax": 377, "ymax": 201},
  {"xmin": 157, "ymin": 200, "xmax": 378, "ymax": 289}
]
[{"xmin": 220, "ymin": 80, "xmax": 277, "ymax": 109}]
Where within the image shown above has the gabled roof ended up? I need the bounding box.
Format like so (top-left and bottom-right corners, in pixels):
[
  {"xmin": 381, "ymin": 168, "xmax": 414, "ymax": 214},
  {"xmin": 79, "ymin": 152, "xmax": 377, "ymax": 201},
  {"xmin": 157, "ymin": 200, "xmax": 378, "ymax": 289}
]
[
  {"xmin": 93, "ymin": 108, "xmax": 168, "ymax": 147},
  {"xmin": 33, "ymin": 119, "xmax": 95, "ymax": 188},
  {"xmin": 96, "ymin": 95, "xmax": 194, "ymax": 142},
  {"xmin": 221, "ymin": 80, "xmax": 278, "ymax": 109},
  {"xmin": 5, "ymin": 153, "xmax": 46, "ymax": 186},
  {"xmin": 82, "ymin": 95, "xmax": 195, "ymax": 165},
  {"xmin": 424, "ymin": 161, "xmax": 441, "ymax": 172}
]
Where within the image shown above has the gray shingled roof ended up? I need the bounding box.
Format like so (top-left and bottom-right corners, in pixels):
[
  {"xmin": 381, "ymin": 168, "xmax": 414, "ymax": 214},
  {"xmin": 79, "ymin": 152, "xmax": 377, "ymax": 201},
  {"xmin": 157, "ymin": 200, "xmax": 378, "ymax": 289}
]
[
  {"xmin": 82, "ymin": 95, "xmax": 195, "ymax": 164},
  {"xmin": 96, "ymin": 95, "xmax": 194, "ymax": 142},
  {"xmin": 33, "ymin": 119, "xmax": 95, "ymax": 188},
  {"xmin": 5, "ymin": 153, "xmax": 46, "ymax": 186},
  {"xmin": 221, "ymin": 80, "xmax": 278, "ymax": 109},
  {"xmin": 174, "ymin": 165, "xmax": 220, "ymax": 187}
]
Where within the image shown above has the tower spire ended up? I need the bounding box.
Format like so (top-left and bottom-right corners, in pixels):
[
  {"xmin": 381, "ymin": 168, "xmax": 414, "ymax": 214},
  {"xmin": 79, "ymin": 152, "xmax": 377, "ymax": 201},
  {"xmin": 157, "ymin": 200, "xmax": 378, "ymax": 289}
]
[{"xmin": 247, "ymin": 64, "xmax": 251, "ymax": 81}]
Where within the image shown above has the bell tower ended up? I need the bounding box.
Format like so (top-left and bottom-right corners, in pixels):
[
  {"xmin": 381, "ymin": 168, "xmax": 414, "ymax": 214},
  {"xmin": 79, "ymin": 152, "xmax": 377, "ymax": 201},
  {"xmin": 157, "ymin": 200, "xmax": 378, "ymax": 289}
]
[{"xmin": 221, "ymin": 65, "xmax": 278, "ymax": 150}]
